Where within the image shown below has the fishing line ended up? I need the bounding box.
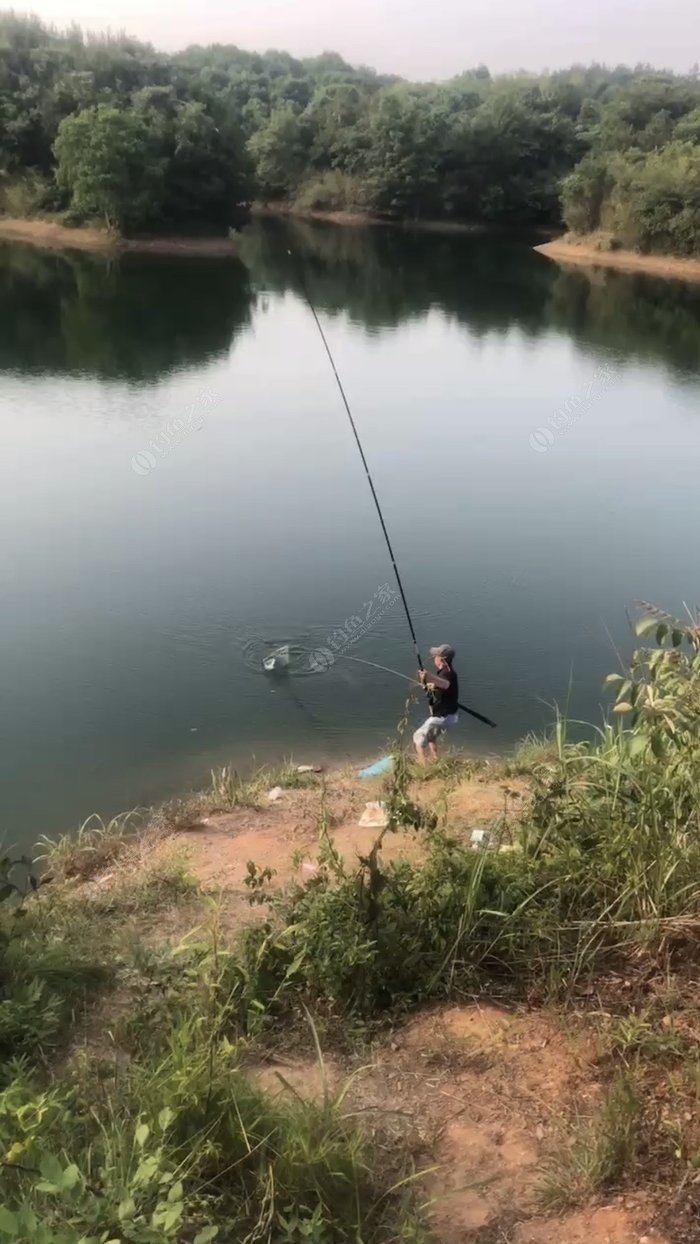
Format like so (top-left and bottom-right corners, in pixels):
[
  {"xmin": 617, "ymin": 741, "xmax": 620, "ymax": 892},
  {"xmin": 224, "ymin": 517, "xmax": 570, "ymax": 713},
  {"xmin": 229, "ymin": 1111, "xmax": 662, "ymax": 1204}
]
[
  {"xmin": 298, "ymin": 649, "xmax": 497, "ymax": 730},
  {"xmin": 292, "ymin": 253, "xmax": 496, "ymax": 730}
]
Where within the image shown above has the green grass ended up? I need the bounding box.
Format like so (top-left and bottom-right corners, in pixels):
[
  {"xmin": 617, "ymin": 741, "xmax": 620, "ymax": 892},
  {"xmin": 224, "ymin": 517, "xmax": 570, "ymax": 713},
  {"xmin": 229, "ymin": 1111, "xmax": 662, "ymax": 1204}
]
[
  {"xmin": 604, "ymin": 1010, "xmax": 686, "ymax": 1063},
  {"xmin": 0, "ymin": 898, "xmax": 114, "ymax": 1068},
  {"xmin": 408, "ymin": 749, "xmax": 487, "ymax": 783},
  {"xmin": 538, "ymin": 1074, "xmax": 642, "ymax": 1211},
  {"xmin": 38, "ymin": 809, "xmax": 143, "ymax": 881},
  {"xmin": 83, "ymin": 848, "xmax": 200, "ymax": 918},
  {"xmin": 0, "ymin": 925, "xmax": 426, "ymax": 1243},
  {"xmin": 507, "ymin": 730, "xmax": 561, "ymax": 774},
  {"xmin": 209, "ymin": 763, "xmax": 265, "ymax": 808}
]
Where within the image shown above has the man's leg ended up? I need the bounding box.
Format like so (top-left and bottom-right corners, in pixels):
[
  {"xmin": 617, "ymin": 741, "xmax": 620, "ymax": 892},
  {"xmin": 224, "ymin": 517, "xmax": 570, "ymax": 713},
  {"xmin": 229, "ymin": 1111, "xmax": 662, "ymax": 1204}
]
[
  {"xmin": 414, "ymin": 719, "xmax": 432, "ymax": 765},
  {"xmin": 414, "ymin": 718, "xmax": 443, "ymax": 765}
]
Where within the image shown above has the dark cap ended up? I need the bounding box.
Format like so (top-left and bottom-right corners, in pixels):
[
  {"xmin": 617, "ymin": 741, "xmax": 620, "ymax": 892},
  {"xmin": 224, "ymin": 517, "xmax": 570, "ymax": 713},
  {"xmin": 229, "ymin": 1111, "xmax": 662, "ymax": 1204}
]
[{"xmin": 430, "ymin": 644, "xmax": 455, "ymax": 664}]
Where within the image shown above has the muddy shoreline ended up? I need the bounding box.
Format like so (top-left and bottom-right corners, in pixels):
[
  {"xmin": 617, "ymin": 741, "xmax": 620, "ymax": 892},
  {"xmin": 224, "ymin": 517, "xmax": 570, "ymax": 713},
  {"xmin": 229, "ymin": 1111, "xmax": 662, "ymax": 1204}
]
[
  {"xmin": 0, "ymin": 216, "xmax": 240, "ymax": 256},
  {"xmin": 536, "ymin": 237, "xmax": 700, "ymax": 284}
]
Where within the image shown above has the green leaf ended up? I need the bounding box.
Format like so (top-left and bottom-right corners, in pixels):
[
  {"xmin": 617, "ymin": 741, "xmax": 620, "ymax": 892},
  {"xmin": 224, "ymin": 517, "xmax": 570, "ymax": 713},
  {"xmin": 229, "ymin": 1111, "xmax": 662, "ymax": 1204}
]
[
  {"xmin": 135, "ymin": 1122, "xmax": 150, "ymax": 1148},
  {"xmin": 0, "ymin": 884, "xmax": 15, "ymax": 903},
  {"xmin": 656, "ymin": 623, "xmax": 668, "ymax": 645},
  {"xmin": 167, "ymin": 1181, "xmax": 183, "ymax": 1203},
  {"xmin": 671, "ymin": 628, "xmax": 684, "ymax": 647},
  {"xmin": 635, "ymin": 616, "xmax": 658, "ymax": 636},
  {"xmin": 155, "ymin": 1204, "xmax": 183, "ymax": 1235},
  {"xmin": 612, "ymin": 702, "xmax": 634, "ymax": 714},
  {"xmin": 0, "ymin": 1207, "xmax": 18, "ymax": 1236},
  {"xmin": 118, "ymin": 1197, "xmax": 136, "ymax": 1222},
  {"xmin": 39, "ymin": 1154, "xmax": 64, "ymax": 1185},
  {"xmin": 134, "ymin": 1155, "xmax": 159, "ymax": 1187},
  {"xmin": 604, "ymin": 672, "xmax": 624, "ymax": 684},
  {"xmin": 194, "ymin": 1228, "xmax": 219, "ymax": 1244},
  {"xmin": 61, "ymin": 1163, "xmax": 80, "ymax": 1191},
  {"xmin": 18, "ymin": 1211, "xmax": 36, "ymax": 1235},
  {"xmin": 628, "ymin": 734, "xmax": 647, "ymax": 758},
  {"xmin": 158, "ymin": 1107, "xmax": 174, "ymax": 1132},
  {"xmin": 651, "ymin": 733, "xmax": 666, "ymax": 760}
]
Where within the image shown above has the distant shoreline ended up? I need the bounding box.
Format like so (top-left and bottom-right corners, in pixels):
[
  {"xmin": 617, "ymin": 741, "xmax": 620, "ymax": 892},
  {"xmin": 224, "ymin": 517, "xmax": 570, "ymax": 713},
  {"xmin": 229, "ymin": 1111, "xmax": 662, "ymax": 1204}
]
[
  {"xmin": 252, "ymin": 203, "xmax": 489, "ymax": 234},
  {"xmin": 5, "ymin": 215, "xmax": 700, "ymax": 283},
  {"xmin": 535, "ymin": 236, "xmax": 700, "ymax": 284},
  {"xmin": 0, "ymin": 216, "xmax": 240, "ymax": 257}
]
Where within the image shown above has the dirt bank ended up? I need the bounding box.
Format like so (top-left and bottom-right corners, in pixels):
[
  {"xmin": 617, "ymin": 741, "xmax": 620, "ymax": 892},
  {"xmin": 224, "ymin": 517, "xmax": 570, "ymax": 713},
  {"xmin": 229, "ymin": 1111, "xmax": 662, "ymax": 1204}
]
[
  {"xmin": 536, "ymin": 235, "xmax": 700, "ymax": 284},
  {"xmin": 0, "ymin": 216, "xmax": 239, "ymax": 256}
]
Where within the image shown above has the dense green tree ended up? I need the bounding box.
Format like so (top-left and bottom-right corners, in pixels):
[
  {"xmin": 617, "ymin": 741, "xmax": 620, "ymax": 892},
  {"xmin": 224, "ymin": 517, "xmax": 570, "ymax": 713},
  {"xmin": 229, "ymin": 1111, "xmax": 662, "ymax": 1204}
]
[
  {"xmin": 247, "ymin": 106, "xmax": 310, "ymax": 200},
  {"xmin": 561, "ymin": 153, "xmax": 616, "ymax": 233},
  {"xmin": 362, "ymin": 86, "xmax": 449, "ymax": 218},
  {"xmin": 610, "ymin": 143, "xmax": 700, "ymax": 255},
  {"xmin": 54, "ymin": 104, "xmax": 163, "ymax": 231}
]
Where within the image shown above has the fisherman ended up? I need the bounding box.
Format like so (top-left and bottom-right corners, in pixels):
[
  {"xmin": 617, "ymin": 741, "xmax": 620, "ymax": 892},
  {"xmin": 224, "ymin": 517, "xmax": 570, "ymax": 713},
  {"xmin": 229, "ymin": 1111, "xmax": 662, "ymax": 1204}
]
[{"xmin": 413, "ymin": 644, "xmax": 459, "ymax": 765}]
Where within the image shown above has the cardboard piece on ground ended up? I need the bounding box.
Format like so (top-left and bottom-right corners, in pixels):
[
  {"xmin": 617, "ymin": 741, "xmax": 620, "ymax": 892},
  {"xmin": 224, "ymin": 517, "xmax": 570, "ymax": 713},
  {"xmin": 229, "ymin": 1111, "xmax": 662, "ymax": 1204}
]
[{"xmin": 358, "ymin": 801, "xmax": 388, "ymax": 828}]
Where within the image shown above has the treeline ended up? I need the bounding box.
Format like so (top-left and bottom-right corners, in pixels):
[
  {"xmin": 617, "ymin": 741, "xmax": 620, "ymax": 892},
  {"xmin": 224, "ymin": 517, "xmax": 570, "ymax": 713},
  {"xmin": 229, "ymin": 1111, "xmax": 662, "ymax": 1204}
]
[{"xmin": 1, "ymin": 10, "xmax": 699, "ymax": 252}]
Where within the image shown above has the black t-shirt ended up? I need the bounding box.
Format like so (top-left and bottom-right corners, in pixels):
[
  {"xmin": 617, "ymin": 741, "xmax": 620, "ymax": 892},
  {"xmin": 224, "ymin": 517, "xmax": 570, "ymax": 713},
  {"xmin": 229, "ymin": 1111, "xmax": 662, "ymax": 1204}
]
[{"xmin": 429, "ymin": 665, "xmax": 459, "ymax": 716}]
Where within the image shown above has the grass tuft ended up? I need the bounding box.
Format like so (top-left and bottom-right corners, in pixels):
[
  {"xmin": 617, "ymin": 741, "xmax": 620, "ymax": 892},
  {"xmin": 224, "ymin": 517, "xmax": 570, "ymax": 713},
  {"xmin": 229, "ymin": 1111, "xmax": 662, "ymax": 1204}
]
[
  {"xmin": 539, "ymin": 1074, "xmax": 642, "ymax": 1210},
  {"xmin": 37, "ymin": 810, "xmax": 143, "ymax": 881}
]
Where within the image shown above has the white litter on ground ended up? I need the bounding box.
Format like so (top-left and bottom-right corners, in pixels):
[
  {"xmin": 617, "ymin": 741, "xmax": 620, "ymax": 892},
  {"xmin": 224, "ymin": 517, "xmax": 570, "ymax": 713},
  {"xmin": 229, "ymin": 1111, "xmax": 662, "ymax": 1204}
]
[
  {"xmin": 267, "ymin": 786, "xmax": 284, "ymax": 802},
  {"xmin": 470, "ymin": 828, "xmax": 491, "ymax": 849}
]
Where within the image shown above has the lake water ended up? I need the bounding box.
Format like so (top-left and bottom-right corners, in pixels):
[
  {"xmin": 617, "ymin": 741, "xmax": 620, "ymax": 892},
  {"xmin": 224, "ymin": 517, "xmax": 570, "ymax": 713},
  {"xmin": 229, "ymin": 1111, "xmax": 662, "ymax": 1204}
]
[{"xmin": 2, "ymin": 218, "xmax": 700, "ymax": 848}]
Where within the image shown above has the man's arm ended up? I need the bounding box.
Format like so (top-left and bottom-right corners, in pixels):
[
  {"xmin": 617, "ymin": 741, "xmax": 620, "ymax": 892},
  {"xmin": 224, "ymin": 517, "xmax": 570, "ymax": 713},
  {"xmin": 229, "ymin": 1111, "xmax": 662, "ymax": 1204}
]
[{"xmin": 418, "ymin": 669, "xmax": 450, "ymax": 690}]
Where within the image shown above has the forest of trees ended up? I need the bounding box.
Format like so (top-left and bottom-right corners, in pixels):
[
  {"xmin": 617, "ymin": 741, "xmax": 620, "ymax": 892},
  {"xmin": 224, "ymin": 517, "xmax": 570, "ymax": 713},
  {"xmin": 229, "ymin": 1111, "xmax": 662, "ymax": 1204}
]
[{"xmin": 0, "ymin": 10, "xmax": 699, "ymax": 253}]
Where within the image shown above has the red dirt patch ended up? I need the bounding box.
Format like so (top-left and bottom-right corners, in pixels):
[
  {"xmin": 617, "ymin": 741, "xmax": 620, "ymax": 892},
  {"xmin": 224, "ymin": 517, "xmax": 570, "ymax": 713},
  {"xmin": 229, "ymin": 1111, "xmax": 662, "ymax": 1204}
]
[
  {"xmin": 514, "ymin": 1205, "xmax": 667, "ymax": 1244},
  {"xmin": 246, "ymin": 1003, "xmax": 619, "ymax": 1243}
]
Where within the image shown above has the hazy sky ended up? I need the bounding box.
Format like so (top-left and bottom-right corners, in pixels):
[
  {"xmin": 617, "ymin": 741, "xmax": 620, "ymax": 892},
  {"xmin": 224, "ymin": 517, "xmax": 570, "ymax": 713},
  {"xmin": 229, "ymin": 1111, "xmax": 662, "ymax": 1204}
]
[{"xmin": 23, "ymin": 0, "xmax": 700, "ymax": 79}]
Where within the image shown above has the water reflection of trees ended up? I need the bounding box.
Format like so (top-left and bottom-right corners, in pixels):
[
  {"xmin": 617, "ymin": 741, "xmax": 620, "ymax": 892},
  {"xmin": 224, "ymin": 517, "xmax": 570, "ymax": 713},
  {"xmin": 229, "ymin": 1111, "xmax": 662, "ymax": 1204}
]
[
  {"xmin": 0, "ymin": 242, "xmax": 254, "ymax": 381},
  {"xmin": 4, "ymin": 223, "xmax": 699, "ymax": 383},
  {"xmin": 546, "ymin": 267, "xmax": 700, "ymax": 375},
  {"xmin": 241, "ymin": 217, "xmax": 555, "ymax": 336},
  {"xmin": 242, "ymin": 218, "xmax": 700, "ymax": 376}
]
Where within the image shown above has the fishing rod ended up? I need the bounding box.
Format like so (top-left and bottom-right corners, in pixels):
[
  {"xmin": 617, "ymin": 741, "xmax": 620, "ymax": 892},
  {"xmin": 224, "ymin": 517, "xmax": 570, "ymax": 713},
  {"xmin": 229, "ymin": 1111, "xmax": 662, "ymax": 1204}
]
[{"xmin": 293, "ymin": 253, "xmax": 497, "ymax": 731}]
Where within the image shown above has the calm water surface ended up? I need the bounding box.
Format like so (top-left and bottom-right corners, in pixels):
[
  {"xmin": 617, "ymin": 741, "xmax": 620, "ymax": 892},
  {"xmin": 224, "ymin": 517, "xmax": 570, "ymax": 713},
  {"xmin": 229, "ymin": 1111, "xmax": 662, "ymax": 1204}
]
[{"xmin": 2, "ymin": 220, "xmax": 700, "ymax": 847}]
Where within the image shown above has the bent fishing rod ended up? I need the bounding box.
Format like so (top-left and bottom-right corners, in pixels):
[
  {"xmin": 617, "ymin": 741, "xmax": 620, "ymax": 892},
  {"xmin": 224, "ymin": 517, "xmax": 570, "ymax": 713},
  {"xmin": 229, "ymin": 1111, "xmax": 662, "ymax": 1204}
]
[
  {"xmin": 292, "ymin": 254, "xmax": 497, "ymax": 731},
  {"xmin": 325, "ymin": 652, "xmax": 497, "ymax": 729}
]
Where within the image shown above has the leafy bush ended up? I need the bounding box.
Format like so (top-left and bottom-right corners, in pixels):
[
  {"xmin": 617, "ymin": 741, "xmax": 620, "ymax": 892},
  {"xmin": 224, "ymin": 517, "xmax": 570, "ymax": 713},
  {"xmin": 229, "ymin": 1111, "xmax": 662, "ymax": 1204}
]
[
  {"xmin": 294, "ymin": 171, "xmax": 368, "ymax": 213},
  {"xmin": 561, "ymin": 154, "xmax": 615, "ymax": 234},
  {"xmin": 610, "ymin": 142, "xmax": 700, "ymax": 255},
  {"xmin": 0, "ymin": 173, "xmax": 50, "ymax": 217}
]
